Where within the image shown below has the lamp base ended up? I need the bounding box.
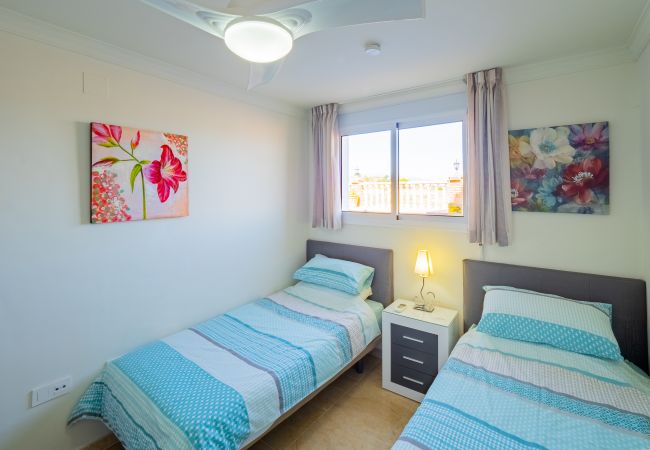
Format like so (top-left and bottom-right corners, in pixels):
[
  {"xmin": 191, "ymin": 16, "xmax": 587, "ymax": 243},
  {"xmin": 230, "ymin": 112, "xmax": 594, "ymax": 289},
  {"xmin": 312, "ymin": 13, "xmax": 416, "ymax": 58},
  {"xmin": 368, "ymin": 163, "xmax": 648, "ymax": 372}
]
[
  {"xmin": 415, "ymin": 277, "xmax": 436, "ymax": 312},
  {"xmin": 414, "ymin": 303, "xmax": 435, "ymax": 313}
]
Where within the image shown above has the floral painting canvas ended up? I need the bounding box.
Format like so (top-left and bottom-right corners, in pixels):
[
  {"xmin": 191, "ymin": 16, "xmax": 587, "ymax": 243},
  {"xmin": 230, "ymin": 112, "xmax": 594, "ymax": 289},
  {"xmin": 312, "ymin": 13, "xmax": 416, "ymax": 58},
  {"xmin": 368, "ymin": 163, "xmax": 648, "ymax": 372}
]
[
  {"xmin": 91, "ymin": 123, "xmax": 188, "ymax": 223},
  {"xmin": 509, "ymin": 122, "xmax": 609, "ymax": 214}
]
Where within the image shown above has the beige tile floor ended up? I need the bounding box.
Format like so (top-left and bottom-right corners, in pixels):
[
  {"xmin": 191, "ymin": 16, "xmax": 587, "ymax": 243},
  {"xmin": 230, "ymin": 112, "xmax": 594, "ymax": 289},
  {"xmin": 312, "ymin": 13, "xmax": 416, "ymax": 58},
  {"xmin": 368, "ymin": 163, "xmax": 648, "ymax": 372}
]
[{"xmin": 89, "ymin": 355, "xmax": 417, "ymax": 450}]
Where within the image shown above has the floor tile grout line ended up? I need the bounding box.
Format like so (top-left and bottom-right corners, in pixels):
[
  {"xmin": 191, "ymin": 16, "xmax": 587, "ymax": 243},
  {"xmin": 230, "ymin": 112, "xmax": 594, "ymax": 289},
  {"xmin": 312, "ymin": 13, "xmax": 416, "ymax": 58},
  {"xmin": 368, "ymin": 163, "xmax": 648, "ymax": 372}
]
[
  {"xmin": 290, "ymin": 405, "xmax": 337, "ymax": 448},
  {"xmin": 294, "ymin": 407, "xmax": 328, "ymax": 444},
  {"xmin": 266, "ymin": 364, "xmax": 376, "ymax": 449},
  {"xmin": 261, "ymin": 396, "xmax": 331, "ymax": 449}
]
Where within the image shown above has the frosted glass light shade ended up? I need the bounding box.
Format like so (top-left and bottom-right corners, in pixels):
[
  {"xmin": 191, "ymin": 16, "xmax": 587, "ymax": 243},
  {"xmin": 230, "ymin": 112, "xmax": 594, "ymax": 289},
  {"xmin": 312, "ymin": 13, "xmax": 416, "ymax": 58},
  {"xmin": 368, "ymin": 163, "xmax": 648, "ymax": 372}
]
[
  {"xmin": 414, "ymin": 250, "xmax": 433, "ymax": 278},
  {"xmin": 224, "ymin": 18, "xmax": 293, "ymax": 63}
]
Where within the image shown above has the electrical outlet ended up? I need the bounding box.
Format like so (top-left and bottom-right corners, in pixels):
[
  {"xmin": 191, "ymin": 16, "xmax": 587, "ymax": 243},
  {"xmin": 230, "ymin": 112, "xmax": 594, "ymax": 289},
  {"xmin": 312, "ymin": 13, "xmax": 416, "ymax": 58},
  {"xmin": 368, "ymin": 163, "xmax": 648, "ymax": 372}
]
[{"xmin": 31, "ymin": 376, "xmax": 71, "ymax": 407}]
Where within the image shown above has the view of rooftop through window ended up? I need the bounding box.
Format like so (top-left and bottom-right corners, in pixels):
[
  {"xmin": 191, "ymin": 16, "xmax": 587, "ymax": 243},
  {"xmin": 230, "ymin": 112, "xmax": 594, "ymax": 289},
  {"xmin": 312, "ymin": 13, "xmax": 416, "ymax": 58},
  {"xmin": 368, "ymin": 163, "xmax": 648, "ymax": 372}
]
[
  {"xmin": 342, "ymin": 122, "xmax": 464, "ymax": 216},
  {"xmin": 342, "ymin": 130, "xmax": 392, "ymax": 213}
]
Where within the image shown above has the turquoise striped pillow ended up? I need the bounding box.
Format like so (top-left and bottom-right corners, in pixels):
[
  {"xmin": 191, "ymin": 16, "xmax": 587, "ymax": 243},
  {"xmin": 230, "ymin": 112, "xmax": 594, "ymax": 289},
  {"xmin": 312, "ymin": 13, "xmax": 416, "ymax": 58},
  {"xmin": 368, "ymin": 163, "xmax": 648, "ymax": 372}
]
[
  {"xmin": 293, "ymin": 254, "xmax": 374, "ymax": 296},
  {"xmin": 476, "ymin": 287, "xmax": 622, "ymax": 361}
]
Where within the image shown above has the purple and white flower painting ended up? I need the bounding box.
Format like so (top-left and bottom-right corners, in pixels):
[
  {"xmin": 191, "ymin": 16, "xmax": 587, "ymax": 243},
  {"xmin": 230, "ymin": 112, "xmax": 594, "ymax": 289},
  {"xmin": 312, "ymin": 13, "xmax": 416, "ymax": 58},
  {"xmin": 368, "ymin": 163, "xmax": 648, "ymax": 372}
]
[{"xmin": 509, "ymin": 122, "xmax": 609, "ymax": 214}]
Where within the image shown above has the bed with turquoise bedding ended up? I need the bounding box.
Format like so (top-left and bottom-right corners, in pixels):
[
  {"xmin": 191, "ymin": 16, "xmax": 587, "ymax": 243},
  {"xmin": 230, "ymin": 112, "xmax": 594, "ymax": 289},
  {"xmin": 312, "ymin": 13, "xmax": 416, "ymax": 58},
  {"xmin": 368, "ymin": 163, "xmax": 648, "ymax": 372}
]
[
  {"xmin": 68, "ymin": 282, "xmax": 381, "ymax": 450},
  {"xmin": 394, "ymin": 327, "xmax": 650, "ymax": 449},
  {"xmin": 395, "ymin": 259, "xmax": 650, "ymax": 450}
]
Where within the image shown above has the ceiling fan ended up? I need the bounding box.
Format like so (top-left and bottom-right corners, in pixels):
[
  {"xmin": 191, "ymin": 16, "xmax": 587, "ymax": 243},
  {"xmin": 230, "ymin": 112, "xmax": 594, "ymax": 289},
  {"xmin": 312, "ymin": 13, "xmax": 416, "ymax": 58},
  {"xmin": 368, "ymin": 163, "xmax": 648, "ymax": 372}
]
[{"xmin": 140, "ymin": 0, "xmax": 425, "ymax": 89}]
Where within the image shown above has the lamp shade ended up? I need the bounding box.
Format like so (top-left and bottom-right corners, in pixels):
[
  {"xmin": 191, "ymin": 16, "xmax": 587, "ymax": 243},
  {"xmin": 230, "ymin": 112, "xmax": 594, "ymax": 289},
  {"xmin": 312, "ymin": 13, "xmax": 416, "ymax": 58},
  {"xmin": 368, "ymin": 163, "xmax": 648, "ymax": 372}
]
[{"xmin": 414, "ymin": 250, "xmax": 433, "ymax": 278}]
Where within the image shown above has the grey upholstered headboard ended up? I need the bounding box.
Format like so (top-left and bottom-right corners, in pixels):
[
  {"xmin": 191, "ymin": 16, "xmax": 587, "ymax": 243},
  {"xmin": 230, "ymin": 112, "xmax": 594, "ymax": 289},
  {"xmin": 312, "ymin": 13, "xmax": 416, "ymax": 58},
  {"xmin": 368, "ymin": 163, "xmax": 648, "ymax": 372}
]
[
  {"xmin": 463, "ymin": 259, "xmax": 648, "ymax": 373},
  {"xmin": 306, "ymin": 240, "xmax": 394, "ymax": 307}
]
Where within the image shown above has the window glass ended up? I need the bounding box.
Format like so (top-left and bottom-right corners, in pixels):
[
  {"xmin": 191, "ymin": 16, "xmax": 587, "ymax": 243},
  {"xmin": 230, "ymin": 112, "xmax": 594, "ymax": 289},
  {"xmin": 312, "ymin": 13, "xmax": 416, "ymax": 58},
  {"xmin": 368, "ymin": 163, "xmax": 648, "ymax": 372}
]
[
  {"xmin": 398, "ymin": 122, "xmax": 464, "ymax": 216},
  {"xmin": 341, "ymin": 130, "xmax": 392, "ymax": 213}
]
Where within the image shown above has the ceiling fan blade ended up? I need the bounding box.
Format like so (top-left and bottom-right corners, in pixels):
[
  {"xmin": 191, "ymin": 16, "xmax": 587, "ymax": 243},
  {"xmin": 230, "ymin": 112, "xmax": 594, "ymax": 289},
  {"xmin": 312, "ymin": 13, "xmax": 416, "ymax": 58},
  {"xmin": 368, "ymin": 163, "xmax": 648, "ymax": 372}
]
[
  {"xmin": 140, "ymin": 0, "xmax": 237, "ymax": 38},
  {"xmin": 273, "ymin": 0, "xmax": 425, "ymax": 39},
  {"xmin": 244, "ymin": 0, "xmax": 316, "ymax": 15},
  {"xmin": 192, "ymin": 0, "xmax": 231, "ymax": 9},
  {"xmin": 248, "ymin": 60, "xmax": 285, "ymax": 89}
]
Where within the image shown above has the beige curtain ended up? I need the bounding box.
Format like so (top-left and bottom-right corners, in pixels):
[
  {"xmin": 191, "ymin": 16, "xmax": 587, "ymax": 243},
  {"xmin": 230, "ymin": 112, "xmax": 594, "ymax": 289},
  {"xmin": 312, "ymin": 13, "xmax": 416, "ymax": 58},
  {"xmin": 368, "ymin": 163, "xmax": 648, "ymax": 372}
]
[
  {"xmin": 466, "ymin": 68, "xmax": 512, "ymax": 246},
  {"xmin": 312, "ymin": 103, "xmax": 342, "ymax": 229}
]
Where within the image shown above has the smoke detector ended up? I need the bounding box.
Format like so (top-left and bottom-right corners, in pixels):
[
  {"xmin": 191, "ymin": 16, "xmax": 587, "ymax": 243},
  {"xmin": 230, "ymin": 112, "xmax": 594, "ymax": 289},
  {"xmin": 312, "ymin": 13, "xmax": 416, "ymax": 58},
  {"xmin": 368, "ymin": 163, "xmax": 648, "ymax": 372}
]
[{"xmin": 365, "ymin": 43, "xmax": 382, "ymax": 56}]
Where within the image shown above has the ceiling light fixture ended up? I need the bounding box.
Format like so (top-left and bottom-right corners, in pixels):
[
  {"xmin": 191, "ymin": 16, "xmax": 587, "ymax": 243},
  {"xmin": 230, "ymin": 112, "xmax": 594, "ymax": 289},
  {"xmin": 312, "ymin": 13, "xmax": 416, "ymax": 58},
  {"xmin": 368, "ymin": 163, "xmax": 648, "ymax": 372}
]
[{"xmin": 224, "ymin": 17, "xmax": 293, "ymax": 63}]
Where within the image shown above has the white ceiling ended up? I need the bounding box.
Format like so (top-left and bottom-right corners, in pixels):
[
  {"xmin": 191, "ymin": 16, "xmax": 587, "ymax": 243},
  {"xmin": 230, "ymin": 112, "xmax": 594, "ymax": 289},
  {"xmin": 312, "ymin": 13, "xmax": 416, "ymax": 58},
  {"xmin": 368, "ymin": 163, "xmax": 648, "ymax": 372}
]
[{"xmin": 0, "ymin": 0, "xmax": 647, "ymax": 108}]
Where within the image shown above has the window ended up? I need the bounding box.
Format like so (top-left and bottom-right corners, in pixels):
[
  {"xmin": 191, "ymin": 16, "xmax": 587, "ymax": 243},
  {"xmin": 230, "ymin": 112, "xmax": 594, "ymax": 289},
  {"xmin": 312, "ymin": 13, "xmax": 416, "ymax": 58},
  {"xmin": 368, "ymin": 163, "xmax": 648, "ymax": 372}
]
[
  {"xmin": 341, "ymin": 131, "xmax": 392, "ymax": 213},
  {"xmin": 341, "ymin": 121, "xmax": 464, "ymax": 219}
]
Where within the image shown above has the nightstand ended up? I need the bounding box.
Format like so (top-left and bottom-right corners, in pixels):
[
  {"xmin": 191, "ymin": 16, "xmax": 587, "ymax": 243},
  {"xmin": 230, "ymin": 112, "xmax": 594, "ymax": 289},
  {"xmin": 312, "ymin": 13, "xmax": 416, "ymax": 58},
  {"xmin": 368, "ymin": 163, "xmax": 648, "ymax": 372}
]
[{"xmin": 381, "ymin": 299, "xmax": 460, "ymax": 402}]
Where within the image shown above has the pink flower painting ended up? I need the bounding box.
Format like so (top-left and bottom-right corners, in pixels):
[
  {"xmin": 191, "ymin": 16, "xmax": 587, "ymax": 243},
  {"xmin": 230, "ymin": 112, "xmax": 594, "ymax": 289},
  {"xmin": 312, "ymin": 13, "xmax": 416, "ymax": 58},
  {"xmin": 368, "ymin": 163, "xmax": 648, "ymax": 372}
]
[
  {"xmin": 143, "ymin": 145, "xmax": 188, "ymax": 203},
  {"xmin": 90, "ymin": 123, "xmax": 188, "ymax": 223}
]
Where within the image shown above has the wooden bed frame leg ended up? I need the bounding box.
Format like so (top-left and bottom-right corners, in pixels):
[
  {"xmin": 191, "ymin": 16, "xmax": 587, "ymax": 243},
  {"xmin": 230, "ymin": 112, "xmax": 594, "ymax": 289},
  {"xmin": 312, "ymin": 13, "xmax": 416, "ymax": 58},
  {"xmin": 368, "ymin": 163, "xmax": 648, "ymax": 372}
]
[{"xmin": 354, "ymin": 360, "xmax": 364, "ymax": 374}]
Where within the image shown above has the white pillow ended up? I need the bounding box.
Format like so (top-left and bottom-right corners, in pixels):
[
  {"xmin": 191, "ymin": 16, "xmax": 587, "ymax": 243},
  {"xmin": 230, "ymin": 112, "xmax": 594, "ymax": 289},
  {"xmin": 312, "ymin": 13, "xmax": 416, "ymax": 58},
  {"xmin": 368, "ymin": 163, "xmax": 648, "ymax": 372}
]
[{"xmin": 476, "ymin": 286, "xmax": 621, "ymax": 360}]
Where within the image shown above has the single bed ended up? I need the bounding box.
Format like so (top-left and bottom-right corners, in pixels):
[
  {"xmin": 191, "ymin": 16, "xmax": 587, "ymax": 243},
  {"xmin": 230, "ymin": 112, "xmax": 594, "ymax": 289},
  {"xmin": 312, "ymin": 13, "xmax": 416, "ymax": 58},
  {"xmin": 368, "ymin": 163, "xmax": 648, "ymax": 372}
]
[
  {"xmin": 394, "ymin": 259, "xmax": 650, "ymax": 450},
  {"xmin": 69, "ymin": 240, "xmax": 393, "ymax": 450}
]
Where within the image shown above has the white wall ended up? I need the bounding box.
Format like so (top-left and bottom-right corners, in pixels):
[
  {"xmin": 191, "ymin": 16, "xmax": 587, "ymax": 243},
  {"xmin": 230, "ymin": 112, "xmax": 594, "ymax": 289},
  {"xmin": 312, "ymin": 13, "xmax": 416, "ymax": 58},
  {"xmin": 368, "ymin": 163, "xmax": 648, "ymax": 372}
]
[
  {"xmin": 639, "ymin": 44, "xmax": 650, "ymax": 361},
  {"xmin": 312, "ymin": 63, "xmax": 645, "ymax": 329},
  {"xmin": 0, "ymin": 32, "xmax": 308, "ymax": 450},
  {"xmin": 484, "ymin": 64, "xmax": 643, "ymax": 274}
]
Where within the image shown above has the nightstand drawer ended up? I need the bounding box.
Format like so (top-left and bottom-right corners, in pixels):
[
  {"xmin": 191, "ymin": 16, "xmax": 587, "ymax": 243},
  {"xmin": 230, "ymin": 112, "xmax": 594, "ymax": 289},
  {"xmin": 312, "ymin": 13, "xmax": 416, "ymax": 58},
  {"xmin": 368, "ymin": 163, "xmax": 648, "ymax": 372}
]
[
  {"xmin": 391, "ymin": 362, "xmax": 435, "ymax": 394},
  {"xmin": 392, "ymin": 343, "xmax": 437, "ymax": 375},
  {"xmin": 391, "ymin": 323, "xmax": 437, "ymax": 355}
]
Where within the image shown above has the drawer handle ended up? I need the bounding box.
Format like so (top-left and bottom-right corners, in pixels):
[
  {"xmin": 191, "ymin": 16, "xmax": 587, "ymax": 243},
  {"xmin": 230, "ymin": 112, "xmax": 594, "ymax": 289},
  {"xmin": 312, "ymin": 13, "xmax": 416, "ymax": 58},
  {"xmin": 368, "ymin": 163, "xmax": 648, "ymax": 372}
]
[
  {"xmin": 402, "ymin": 355, "xmax": 424, "ymax": 365},
  {"xmin": 402, "ymin": 376, "xmax": 424, "ymax": 385},
  {"xmin": 402, "ymin": 335, "xmax": 424, "ymax": 344}
]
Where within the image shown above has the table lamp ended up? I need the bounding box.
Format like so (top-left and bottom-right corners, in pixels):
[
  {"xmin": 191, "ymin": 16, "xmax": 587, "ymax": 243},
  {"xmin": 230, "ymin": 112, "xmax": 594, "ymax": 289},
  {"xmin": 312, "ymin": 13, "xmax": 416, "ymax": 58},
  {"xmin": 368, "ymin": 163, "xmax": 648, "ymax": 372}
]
[{"xmin": 414, "ymin": 249, "xmax": 436, "ymax": 312}]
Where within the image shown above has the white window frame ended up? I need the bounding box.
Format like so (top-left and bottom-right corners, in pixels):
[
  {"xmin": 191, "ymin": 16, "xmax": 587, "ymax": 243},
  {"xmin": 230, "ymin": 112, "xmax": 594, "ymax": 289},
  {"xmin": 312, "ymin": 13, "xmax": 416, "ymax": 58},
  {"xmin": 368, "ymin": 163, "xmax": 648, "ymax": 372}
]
[{"xmin": 340, "ymin": 111, "xmax": 467, "ymax": 230}]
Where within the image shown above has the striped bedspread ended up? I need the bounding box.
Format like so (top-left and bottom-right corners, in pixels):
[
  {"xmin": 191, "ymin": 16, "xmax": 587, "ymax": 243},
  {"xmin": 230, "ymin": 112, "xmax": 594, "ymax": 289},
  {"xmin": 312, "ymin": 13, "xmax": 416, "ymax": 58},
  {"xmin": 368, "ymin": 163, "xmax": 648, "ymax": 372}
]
[
  {"xmin": 68, "ymin": 283, "xmax": 380, "ymax": 449},
  {"xmin": 394, "ymin": 327, "xmax": 650, "ymax": 450}
]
